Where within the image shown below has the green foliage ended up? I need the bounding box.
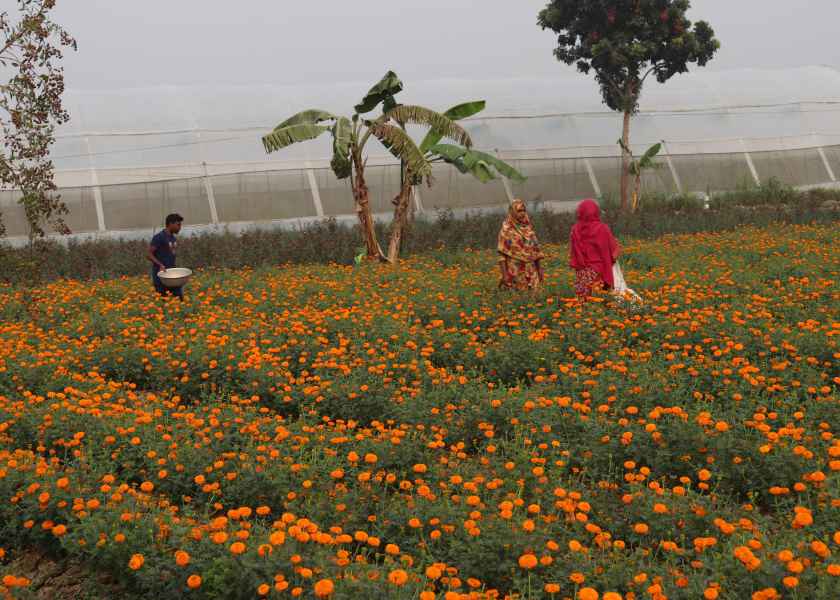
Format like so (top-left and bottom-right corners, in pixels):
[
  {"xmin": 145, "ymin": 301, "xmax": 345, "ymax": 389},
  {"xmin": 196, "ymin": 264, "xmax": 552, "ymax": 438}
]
[
  {"xmin": 273, "ymin": 109, "xmax": 336, "ymax": 129},
  {"xmin": 368, "ymin": 123, "xmax": 432, "ymax": 180},
  {"xmin": 383, "ymin": 105, "xmax": 472, "ymax": 148},
  {"xmin": 1, "ymin": 192, "xmax": 838, "ymax": 287},
  {"xmin": 419, "ymin": 100, "xmax": 486, "ymax": 153},
  {"xmin": 330, "ymin": 117, "xmax": 353, "ymax": 179},
  {"xmin": 261, "ymin": 123, "xmax": 331, "ymax": 153},
  {"xmin": 538, "ymin": 0, "xmax": 720, "ymax": 113},
  {"xmin": 429, "ymin": 144, "xmax": 527, "ymax": 182},
  {"xmin": 354, "ymin": 70, "xmax": 404, "ymax": 114},
  {"xmin": 1, "ymin": 0, "xmax": 77, "ymax": 240}
]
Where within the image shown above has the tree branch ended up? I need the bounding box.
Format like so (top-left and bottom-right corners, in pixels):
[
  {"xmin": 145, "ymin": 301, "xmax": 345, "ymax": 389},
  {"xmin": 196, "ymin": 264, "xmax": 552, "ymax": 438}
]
[{"xmin": 640, "ymin": 62, "xmax": 665, "ymax": 86}]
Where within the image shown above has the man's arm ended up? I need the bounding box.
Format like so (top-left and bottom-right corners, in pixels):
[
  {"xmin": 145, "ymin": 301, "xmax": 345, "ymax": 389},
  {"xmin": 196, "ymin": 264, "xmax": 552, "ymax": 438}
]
[{"xmin": 146, "ymin": 243, "xmax": 165, "ymax": 272}]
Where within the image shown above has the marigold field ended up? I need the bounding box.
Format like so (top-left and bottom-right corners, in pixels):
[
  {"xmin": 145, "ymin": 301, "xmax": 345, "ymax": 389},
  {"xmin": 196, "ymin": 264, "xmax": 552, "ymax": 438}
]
[{"xmin": 0, "ymin": 223, "xmax": 838, "ymax": 600}]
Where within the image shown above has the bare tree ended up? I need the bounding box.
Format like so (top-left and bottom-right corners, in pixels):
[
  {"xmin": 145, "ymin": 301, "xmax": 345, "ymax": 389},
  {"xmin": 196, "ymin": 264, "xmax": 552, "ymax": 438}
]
[{"xmin": 1, "ymin": 0, "xmax": 76, "ymax": 239}]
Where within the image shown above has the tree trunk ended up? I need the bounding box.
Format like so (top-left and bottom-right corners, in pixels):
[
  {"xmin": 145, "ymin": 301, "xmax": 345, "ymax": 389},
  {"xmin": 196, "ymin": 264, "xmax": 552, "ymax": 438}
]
[
  {"xmin": 620, "ymin": 110, "xmax": 632, "ymax": 212},
  {"xmin": 386, "ymin": 179, "xmax": 413, "ymax": 264},
  {"xmin": 352, "ymin": 154, "xmax": 383, "ymax": 260}
]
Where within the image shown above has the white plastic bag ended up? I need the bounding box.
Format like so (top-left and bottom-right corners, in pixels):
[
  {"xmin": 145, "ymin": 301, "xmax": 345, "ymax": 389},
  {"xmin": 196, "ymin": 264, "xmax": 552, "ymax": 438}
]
[{"xmin": 612, "ymin": 262, "xmax": 643, "ymax": 304}]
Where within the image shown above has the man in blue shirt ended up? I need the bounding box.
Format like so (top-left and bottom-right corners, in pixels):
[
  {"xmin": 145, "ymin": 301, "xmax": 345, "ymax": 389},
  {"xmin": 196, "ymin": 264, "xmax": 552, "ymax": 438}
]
[{"xmin": 146, "ymin": 213, "xmax": 184, "ymax": 300}]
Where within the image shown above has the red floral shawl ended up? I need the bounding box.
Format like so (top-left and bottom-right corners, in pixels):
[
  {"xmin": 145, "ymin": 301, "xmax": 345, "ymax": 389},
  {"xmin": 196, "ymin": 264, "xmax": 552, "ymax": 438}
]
[{"xmin": 498, "ymin": 200, "xmax": 544, "ymax": 263}]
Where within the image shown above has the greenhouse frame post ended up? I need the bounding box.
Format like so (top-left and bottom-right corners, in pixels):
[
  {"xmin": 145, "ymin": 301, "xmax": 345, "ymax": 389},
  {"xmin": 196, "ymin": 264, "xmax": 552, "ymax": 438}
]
[
  {"xmin": 412, "ymin": 186, "xmax": 424, "ymax": 214},
  {"xmin": 817, "ymin": 147, "xmax": 837, "ymax": 182},
  {"xmin": 202, "ymin": 162, "xmax": 219, "ymax": 224},
  {"xmin": 583, "ymin": 158, "xmax": 602, "ymax": 197},
  {"xmin": 741, "ymin": 139, "xmax": 761, "ymax": 186},
  {"xmin": 495, "ymin": 150, "xmax": 515, "ymax": 203},
  {"xmin": 305, "ymin": 164, "xmax": 324, "ymax": 217},
  {"xmin": 84, "ymin": 136, "xmax": 107, "ymax": 232},
  {"xmin": 660, "ymin": 142, "xmax": 683, "ymax": 193}
]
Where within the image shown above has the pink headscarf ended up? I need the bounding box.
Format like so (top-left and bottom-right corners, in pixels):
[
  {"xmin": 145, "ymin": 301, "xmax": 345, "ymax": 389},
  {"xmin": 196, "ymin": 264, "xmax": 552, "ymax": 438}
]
[{"xmin": 569, "ymin": 199, "xmax": 618, "ymax": 288}]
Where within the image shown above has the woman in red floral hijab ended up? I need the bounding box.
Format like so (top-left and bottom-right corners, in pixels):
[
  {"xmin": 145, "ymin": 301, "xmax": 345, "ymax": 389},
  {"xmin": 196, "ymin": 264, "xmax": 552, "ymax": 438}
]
[
  {"xmin": 498, "ymin": 199, "xmax": 545, "ymax": 290},
  {"xmin": 569, "ymin": 199, "xmax": 619, "ymax": 300}
]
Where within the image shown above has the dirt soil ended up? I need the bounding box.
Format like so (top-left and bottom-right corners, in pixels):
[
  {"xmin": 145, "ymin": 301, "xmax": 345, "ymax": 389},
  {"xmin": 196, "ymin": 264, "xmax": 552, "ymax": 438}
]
[{"xmin": 3, "ymin": 550, "xmax": 128, "ymax": 600}]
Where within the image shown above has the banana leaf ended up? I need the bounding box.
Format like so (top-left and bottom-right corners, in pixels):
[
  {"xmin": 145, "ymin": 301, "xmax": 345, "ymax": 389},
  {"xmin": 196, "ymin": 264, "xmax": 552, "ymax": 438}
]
[
  {"xmin": 427, "ymin": 143, "xmax": 468, "ymax": 163},
  {"xmin": 369, "ymin": 123, "xmax": 432, "ymax": 179},
  {"xmin": 330, "ymin": 117, "xmax": 353, "ymax": 179},
  {"xmin": 470, "ymin": 150, "xmax": 526, "ymax": 182},
  {"xmin": 355, "ymin": 71, "xmax": 404, "ymax": 115},
  {"xmin": 274, "ymin": 110, "xmax": 335, "ymax": 130},
  {"xmin": 385, "ymin": 105, "xmax": 471, "ymax": 148},
  {"xmin": 443, "ymin": 100, "xmax": 486, "ymax": 120},
  {"xmin": 262, "ymin": 124, "xmax": 330, "ymax": 154},
  {"xmin": 419, "ymin": 100, "xmax": 485, "ymax": 153},
  {"xmin": 429, "ymin": 144, "xmax": 526, "ymax": 183},
  {"xmin": 638, "ymin": 142, "xmax": 663, "ymax": 169}
]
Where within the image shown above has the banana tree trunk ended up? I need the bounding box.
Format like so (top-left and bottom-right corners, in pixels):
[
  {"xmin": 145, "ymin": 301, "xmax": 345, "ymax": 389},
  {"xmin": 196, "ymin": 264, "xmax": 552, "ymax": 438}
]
[
  {"xmin": 620, "ymin": 110, "xmax": 632, "ymax": 212},
  {"xmin": 352, "ymin": 153, "xmax": 383, "ymax": 260},
  {"xmin": 386, "ymin": 179, "xmax": 413, "ymax": 264},
  {"xmin": 633, "ymin": 173, "xmax": 642, "ymax": 212}
]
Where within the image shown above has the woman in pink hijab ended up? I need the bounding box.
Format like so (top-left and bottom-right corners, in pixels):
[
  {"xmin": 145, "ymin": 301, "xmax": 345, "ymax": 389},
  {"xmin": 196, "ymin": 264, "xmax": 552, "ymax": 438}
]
[{"xmin": 569, "ymin": 199, "xmax": 619, "ymax": 300}]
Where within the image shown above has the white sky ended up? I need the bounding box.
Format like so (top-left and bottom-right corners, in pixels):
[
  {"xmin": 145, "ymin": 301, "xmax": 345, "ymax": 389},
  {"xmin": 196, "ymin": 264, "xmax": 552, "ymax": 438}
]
[{"xmin": 28, "ymin": 0, "xmax": 840, "ymax": 90}]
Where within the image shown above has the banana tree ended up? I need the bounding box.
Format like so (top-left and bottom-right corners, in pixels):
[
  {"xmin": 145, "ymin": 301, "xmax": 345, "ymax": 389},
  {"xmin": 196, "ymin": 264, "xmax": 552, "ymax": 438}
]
[
  {"xmin": 261, "ymin": 71, "xmax": 471, "ymax": 261},
  {"xmin": 617, "ymin": 140, "xmax": 664, "ymax": 212},
  {"xmin": 385, "ymin": 101, "xmax": 527, "ymax": 263}
]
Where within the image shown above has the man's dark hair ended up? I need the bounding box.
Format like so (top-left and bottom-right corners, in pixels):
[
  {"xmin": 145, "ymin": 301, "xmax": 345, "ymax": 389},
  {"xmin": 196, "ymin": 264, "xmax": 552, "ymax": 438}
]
[{"xmin": 165, "ymin": 213, "xmax": 184, "ymax": 226}]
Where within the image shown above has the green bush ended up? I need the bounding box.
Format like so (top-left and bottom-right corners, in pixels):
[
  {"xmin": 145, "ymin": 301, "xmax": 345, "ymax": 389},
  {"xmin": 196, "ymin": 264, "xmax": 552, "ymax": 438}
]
[{"xmin": 0, "ymin": 186, "xmax": 837, "ymax": 287}]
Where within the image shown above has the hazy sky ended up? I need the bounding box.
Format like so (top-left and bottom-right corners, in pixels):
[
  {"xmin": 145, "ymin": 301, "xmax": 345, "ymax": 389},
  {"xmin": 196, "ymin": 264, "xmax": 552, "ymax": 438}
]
[{"xmin": 17, "ymin": 0, "xmax": 840, "ymax": 89}]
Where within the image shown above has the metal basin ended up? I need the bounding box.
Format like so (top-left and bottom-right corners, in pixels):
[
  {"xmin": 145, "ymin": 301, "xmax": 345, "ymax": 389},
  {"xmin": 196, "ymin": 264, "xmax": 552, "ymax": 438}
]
[{"xmin": 158, "ymin": 267, "xmax": 192, "ymax": 288}]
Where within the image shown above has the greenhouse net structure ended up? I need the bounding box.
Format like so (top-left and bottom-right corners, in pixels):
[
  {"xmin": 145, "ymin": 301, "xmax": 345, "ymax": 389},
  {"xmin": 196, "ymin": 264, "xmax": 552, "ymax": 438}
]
[{"xmin": 1, "ymin": 66, "xmax": 839, "ymax": 242}]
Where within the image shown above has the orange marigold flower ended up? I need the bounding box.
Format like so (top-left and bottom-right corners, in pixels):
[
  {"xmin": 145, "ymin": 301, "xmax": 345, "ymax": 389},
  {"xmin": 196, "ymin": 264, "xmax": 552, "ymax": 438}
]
[
  {"xmin": 518, "ymin": 553, "xmax": 538, "ymax": 569},
  {"xmin": 175, "ymin": 550, "xmax": 190, "ymax": 566},
  {"xmin": 128, "ymin": 554, "xmax": 144, "ymax": 570},
  {"xmin": 314, "ymin": 579, "xmax": 334, "ymax": 598},
  {"xmin": 187, "ymin": 574, "xmax": 202, "ymax": 589},
  {"xmin": 230, "ymin": 542, "xmax": 246, "ymax": 555},
  {"xmin": 387, "ymin": 569, "xmax": 408, "ymax": 586},
  {"xmin": 425, "ymin": 565, "xmax": 442, "ymax": 580},
  {"xmin": 578, "ymin": 587, "xmax": 599, "ymax": 600}
]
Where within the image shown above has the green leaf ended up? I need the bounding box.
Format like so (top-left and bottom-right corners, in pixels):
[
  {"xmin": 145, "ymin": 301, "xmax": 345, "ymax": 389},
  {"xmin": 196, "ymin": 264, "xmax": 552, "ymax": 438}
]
[
  {"xmin": 638, "ymin": 142, "xmax": 663, "ymax": 169},
  {"xmin": 385, "ymin": 105, "xmax": 472, "ymax": 148},
  {"xmin": 330, "ymin": 117, "xmax": 353, "ymax": 179},
  {"xmin": 443, "ymin": 100, "xmax": 486, "ymax": 120},
  {"xmin": 429, "ymin": 144, "xmax": 526, "ymax": 183},
  {"xmin": 262, "ymin": 124, "xmax": 331, "ymax": 154},
  {"xmin": 463, "ymin": 149, "xmax": 526, "ymax": 182},
  {"xmin": 470, "ymin": 161, "xmax": 496, "ymax": 183},
  {"xmin": 355, "ymin": 71, "xmax": 404, "ymax": 115},
  {"xmin": 274, "ymin": 110, "xmax": 335, "ymax": 130},
  {"xmin": 419, "ymin": 100, "xmax": 485, "ymax": 153},
  {"xmin": 368, "ymin": 123, "xmax": 431, "ymax": 179},
  {"xmin": 426, "ymin": 143, "xmax": 468, "ymax": 163}
]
